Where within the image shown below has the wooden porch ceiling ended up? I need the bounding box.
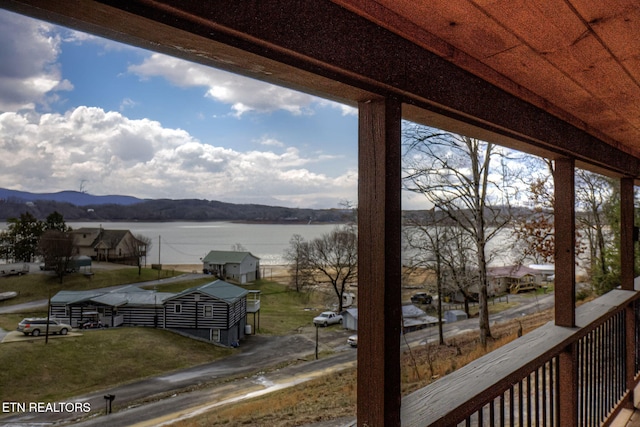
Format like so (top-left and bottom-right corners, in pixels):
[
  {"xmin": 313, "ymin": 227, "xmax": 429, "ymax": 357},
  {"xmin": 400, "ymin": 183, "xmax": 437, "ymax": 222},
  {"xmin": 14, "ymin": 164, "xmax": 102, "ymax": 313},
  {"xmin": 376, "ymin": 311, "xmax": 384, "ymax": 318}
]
[
  {"xmin": 2, "ymin": 0, "xmax": 640, "ymax": 177},
  {"xmin": 334, "ymin": 0, "xmax": 640, "ymax": 160}
]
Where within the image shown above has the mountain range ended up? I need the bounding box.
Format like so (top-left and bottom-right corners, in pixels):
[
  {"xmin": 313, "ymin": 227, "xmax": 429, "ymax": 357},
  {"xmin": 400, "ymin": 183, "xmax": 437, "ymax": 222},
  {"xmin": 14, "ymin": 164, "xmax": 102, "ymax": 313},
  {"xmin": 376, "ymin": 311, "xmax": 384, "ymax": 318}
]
[
  {"xmin": 0, "ymin": 188, "xmax": 143, "ymax": 206},
  {"xmin": 0, "ymin": 188, "xmax": 349, "ymax": 223}
]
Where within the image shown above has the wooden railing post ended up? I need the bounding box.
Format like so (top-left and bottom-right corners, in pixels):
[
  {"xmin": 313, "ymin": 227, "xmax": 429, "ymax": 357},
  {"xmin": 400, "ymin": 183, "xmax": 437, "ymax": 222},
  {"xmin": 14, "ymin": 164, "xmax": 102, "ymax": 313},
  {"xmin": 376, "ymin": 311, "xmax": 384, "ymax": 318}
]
[
  {"xmin": 555, "ymin": 157, "xmax": 578, "ymax": 426},
  {"xmin": 357, "ymin": 97, "xmax": 402, "ymax": 427}
]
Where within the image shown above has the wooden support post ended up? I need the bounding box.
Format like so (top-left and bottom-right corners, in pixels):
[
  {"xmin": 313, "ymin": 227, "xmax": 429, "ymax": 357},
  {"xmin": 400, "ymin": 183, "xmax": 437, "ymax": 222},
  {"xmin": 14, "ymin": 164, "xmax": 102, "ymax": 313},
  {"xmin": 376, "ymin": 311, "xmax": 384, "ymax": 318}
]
[
  {"xmin": 555, "ymin": 157, "xmax": 578, "ymax": 426},
  {"xmin": 554, "ymin": 157, "xmax": 576, "ymax": 327},
  {"xmin": 621, "ymin": 177, "xmax": 636, "ymax": 409},
  {"xmin": 357, "ymin": 97, "xmax": 402, "ymax": 427},
  {"xmin": 620, "ymin": 177, "xmax": 634, "ymax": 292}
]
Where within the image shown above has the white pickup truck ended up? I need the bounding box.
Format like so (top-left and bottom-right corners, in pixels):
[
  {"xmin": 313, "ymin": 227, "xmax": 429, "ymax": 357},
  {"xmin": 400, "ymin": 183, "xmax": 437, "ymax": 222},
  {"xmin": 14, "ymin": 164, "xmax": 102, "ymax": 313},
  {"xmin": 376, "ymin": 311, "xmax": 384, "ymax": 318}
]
[{"xmin": 313, "ymin": 311, "xmax": 343, "ymax": 327}]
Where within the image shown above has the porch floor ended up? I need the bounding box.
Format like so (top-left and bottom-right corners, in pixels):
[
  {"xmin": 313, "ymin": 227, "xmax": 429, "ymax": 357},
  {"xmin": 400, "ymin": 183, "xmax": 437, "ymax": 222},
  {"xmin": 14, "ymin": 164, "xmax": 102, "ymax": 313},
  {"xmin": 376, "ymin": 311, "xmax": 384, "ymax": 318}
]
[{"xmin": 613, "ymin": 407, "xmax": 640, "ymax": 427}]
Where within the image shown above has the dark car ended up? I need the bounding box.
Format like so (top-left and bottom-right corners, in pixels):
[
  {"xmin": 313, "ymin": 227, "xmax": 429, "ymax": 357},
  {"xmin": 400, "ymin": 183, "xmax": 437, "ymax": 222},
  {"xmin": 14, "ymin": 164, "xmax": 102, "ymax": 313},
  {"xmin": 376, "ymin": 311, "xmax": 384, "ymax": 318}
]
[{"xmin": 411, "ymin": 293, "xmax": 433, "ymax": 305}]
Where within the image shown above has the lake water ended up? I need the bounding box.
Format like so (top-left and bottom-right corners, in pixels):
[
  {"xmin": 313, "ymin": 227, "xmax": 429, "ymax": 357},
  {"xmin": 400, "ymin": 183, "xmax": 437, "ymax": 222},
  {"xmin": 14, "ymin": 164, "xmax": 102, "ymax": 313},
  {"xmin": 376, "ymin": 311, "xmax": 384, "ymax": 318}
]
[{"xmin": 68, "ymin": 221, "xmax": 341, "ymax": 266}]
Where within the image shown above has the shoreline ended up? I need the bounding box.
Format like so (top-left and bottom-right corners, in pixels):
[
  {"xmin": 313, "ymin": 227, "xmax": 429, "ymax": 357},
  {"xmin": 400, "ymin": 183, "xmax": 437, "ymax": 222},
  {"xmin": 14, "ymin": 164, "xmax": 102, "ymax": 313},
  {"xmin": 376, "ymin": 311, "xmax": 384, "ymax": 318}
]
[{"xmin": 160, "ymin": 263, "xmax": 289, "ymax": 278}]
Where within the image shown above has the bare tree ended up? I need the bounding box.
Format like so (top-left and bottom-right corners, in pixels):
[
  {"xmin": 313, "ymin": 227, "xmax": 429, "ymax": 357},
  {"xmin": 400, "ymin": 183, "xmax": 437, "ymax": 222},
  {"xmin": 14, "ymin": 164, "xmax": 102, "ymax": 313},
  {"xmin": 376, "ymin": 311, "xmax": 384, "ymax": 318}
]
[
  {"xmin": 284, "ymin": 234, "xmax": 314, "ymax": 292},
  {"xmin": 306, "ymin": 226, "xmax": 357, "ymax": 312},
  {"xmin": 122, "ymin": 234, "xmax": 152, "ymax": 275},
  {"xmin": 230, "ymin": 243, "xmax": 247, "ymax": 252},
  {"xmin": 404, "ymin": 213, "xmax": 475, "ymax": 344},
  {"xmin": 403, "ymin": 125, "xmax": 517, "ymax": 346},
  {"xmin": 38, "ymin": 230, "xmax": 75, "ymax": 283},
  {"xmin": 575, "ymin": 169, "xmax": 617, "ymax": 292}
]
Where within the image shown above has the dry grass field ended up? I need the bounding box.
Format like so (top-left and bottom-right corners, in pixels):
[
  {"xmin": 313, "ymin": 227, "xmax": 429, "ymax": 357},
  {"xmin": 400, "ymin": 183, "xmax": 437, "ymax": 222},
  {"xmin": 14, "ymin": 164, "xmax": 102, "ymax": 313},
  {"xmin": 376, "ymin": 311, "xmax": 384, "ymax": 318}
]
[{"xmin": 174, "ymin": 309, "xmax": 554, "ymax": 427}]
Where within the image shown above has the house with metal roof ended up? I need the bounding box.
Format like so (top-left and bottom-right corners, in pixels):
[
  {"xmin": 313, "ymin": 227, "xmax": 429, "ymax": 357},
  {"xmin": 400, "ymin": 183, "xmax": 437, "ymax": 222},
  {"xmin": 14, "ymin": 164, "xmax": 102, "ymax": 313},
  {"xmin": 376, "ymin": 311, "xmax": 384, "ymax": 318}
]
[
  {"xmin": 50, "ymin": 285, "xmax": 173, "ymax": 328},
  {"xmin": 202, "ymin": 250, "xmax": 260, "ymax": 284},
  {"xmin": 342, "ymin": 305, "xmax": 439, "ymax": 334},
  {"xmin": 49, "ymin": 280, "xmax": 253, "ymax": 346},
  {"xmin": 163, "ymin": 280, "xmax": 249, "ymax": 346}
]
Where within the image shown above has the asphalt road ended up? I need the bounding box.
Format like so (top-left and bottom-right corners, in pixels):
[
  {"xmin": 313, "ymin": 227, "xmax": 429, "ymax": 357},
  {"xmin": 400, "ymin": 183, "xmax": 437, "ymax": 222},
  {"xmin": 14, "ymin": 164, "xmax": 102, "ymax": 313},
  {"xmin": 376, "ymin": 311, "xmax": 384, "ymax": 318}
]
[{"xmin": 0, "ymin": 291, "xmax": 555, "ymax": 427}]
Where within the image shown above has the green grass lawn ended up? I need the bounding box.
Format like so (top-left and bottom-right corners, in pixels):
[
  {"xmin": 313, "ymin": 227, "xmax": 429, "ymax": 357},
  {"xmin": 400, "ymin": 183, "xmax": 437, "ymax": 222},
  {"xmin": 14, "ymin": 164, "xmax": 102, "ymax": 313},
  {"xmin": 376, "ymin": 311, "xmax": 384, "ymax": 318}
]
[
  {"xmin": 148, "ymin": 279, "xmax": 321, "ymax": 335},
  {"xmin": 0, "ymin": 327, "xmax": 233, "ymax": 402},
  {"xmin": 0, "ymin": 267, "xmax": 180, "ymax": 306},
  {"xmin": 0, "ymin": 278, "xmax": 319, "ymax": 403}
]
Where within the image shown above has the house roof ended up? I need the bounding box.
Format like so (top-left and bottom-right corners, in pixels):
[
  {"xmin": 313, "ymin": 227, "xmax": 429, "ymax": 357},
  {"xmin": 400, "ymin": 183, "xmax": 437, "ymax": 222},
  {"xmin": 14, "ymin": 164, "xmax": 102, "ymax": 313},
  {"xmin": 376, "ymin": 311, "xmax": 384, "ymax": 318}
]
[
  {"xmin": 72, "ymin": 227, "xmax": 134, "ymax": 250},
  {"xmin": 51, "ymin": 290, "xmax": 104, "ymax": 305},
  {"xmin": 51, "ymin": 285, "xmax": 173, "ymax": 307},
  {"xmin": 168, "ymin": 279, "xmax": 249, "ymax": 305},
  {"xmin": 202, "ymin": 250, "xmax": 260, "ymax": 265},
  {"xmin": 344, "ymin": 308, "xmax": 358, "ymax": 319},
  {"xmin": 402, "ymin": 304, "xmax": 427, "ymax": 319}
]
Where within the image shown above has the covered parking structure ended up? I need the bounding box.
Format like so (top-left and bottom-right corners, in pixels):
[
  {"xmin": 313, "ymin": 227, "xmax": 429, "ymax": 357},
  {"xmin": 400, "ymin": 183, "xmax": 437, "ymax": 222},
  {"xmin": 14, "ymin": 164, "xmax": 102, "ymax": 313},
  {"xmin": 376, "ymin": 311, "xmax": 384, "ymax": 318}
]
[{"xmin": 3, "ymin": 1, "xmax": 640, "ymax": 426}]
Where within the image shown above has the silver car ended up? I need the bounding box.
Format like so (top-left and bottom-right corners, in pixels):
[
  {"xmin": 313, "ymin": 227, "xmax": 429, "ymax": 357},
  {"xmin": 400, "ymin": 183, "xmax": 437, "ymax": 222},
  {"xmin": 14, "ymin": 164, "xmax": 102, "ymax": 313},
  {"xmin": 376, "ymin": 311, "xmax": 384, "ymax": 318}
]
[
  {"xmin": 17, "ymin": 318, "xmax": 72, "ymax": 336},
  {"xmin": 347, "ymin": 334, "xmax": 358, "ymax": 347}
]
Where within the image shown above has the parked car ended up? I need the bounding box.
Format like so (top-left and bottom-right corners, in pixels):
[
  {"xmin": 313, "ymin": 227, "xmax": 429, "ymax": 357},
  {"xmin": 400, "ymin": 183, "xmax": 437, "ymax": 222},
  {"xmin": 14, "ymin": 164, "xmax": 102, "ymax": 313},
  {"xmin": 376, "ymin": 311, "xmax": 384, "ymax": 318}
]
[
  {"xmin": 411, "ymin": 292, "xmax": 433, "ymax": 305},
  {"xmin": 17, "ymin": 318, "xmax": 72, "ymax": 336},
  {"xmin": 313, "ymin": 311, "xmax": 343, "ymax": 326},
  {"xmin": 347, "ymin": 334, "xmax": 358, "ymax": 347}
]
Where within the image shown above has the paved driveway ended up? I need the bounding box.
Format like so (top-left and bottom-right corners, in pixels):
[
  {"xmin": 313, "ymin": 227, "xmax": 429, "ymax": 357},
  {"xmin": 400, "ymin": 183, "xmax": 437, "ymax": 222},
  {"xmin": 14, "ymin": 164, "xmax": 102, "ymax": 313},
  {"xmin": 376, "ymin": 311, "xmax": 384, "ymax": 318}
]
[{"xmin": 1, "ymin": 329, "xmax": 82, "ymax": 343}]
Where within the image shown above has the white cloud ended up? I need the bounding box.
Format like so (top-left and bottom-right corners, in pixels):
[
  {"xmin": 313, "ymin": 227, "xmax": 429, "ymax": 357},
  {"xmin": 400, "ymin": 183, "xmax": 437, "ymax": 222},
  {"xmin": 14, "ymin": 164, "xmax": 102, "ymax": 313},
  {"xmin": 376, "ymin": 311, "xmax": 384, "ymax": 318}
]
[
  {"xmin": 119, "ymin": 98, "xmax": 137, "ymax": 111},
  {"xmin": 128, "ymin": 53, "xmax": 319, "ymax": 117},
  {"xmin": 0, "ymin": 107, "xmax": 356, "ymax": 208},
  {"xmin": 0, "ymin": 10, "xmax": 72, "ymax": 112},
  {"xmin": 257, "ymin": 137, "xmax": 285, "ymax": 148}
]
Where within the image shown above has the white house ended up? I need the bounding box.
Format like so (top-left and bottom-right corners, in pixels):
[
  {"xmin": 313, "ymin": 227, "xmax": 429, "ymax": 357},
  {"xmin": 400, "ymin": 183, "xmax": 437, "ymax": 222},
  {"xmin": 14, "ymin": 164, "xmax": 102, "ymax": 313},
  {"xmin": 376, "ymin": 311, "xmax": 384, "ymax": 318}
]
[{"xmin": 202, "ymin": 250, "xmax": 260, "ymax": 284}]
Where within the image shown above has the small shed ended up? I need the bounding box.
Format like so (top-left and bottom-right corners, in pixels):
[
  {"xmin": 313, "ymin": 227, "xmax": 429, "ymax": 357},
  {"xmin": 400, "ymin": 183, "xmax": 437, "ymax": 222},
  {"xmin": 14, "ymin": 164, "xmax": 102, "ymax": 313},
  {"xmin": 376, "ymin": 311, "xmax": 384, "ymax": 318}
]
[
  {"xmin": 343, "ymin": 308, "xmax": 358, "ymax": 331},
  {"xmin": 444, "ymin": 310, "xmax": 468, "ymax": 323}
]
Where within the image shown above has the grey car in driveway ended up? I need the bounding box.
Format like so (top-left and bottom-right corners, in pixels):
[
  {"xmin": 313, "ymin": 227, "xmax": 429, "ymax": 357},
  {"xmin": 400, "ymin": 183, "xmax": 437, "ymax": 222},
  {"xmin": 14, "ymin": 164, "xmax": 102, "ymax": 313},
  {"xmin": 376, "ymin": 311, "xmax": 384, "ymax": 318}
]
[{"xmin": 17, "ymin": 318, "xmax": 72, "ymax": 336}]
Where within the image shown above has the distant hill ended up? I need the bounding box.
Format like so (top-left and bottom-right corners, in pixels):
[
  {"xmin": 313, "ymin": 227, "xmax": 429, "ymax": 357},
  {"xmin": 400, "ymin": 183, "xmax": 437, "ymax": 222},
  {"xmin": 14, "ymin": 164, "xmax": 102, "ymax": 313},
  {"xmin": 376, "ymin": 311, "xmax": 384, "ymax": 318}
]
[
  {"xmin": 0, "ymin": 188, "xmax": 143, "ymax": 206},
  {"xmin": 0, "ymin": 188, "xmax": 349, "ymax": 223}
]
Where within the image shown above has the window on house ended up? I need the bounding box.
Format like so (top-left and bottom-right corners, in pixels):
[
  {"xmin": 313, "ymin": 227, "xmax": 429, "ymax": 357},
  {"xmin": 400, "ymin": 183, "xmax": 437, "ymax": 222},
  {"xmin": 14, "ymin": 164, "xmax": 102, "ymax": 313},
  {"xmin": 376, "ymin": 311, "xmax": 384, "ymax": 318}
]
[
  {"xmin": 211, "ymin": 329, "xmax": 220, "ymax": 342},
  {"xmin": 204, "ymin": 306, "xmax": 213, "ymax": 317},
  {"xmin": 174, "ymin": 303, "xmax": 182, "ymax": 314}
]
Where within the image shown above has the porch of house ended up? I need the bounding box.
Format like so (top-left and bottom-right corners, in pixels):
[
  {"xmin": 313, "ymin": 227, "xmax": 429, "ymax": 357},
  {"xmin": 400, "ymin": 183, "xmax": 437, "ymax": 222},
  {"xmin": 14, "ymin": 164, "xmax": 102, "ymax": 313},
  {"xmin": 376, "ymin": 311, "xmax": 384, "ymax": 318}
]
[{"xmin": 619, "ymin": 408, "xmax": 640, "ymax": 427}]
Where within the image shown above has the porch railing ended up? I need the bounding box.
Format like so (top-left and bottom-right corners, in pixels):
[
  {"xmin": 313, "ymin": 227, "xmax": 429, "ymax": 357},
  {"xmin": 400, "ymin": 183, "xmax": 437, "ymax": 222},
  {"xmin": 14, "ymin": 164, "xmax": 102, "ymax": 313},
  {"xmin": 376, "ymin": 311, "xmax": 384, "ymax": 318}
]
[{"xmin": 401, "ymin": 285, "xmax": 640, "ymax": 427}]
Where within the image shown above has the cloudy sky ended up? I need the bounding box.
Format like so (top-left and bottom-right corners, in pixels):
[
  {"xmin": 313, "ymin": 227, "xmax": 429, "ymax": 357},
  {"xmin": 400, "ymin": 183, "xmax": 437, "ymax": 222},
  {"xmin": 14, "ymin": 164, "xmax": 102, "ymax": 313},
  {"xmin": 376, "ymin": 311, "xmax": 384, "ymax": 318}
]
[{"xmin": 0, "ymin": 9, "xmax": 379, "ymax": 209}]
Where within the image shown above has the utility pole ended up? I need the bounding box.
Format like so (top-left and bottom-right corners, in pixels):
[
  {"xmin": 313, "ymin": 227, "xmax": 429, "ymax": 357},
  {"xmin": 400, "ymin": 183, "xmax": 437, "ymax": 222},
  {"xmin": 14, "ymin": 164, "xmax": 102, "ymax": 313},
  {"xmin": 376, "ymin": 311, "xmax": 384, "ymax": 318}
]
[{"xmin": 157, "ymin": 235, "xmax": 161, "ymax": 280}]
